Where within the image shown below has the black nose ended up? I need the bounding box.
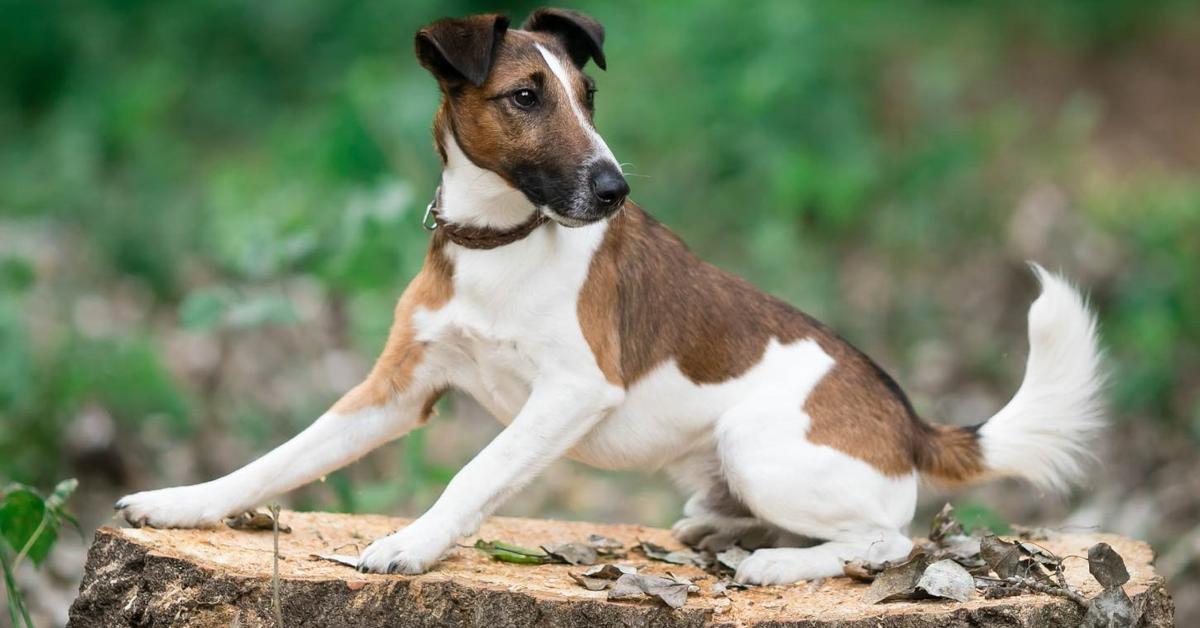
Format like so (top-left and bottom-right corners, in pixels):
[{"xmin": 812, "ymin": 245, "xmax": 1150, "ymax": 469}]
[{"xmin": 590, "ymin": 168, "xmax": 630, "ymax": 208}]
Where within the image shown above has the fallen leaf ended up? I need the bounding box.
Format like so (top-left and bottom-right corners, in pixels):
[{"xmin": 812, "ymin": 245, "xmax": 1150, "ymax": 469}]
[
  {"xmin": 569, "ymin": 563, "xmax": 636, "ymax": 591},
  {"xmin": 570, "ymin": 573, "xmax": 613, "ymax": 591},
  {"xmin": 541, "ymin": 542, "xmax": 598, "ymax": 565},
  {"xmin": 585, "ymin": 534, "xmax": 624, "ymax": 552},
  {"xmin": 1018, "ymin": 542, "xmax": 1060, "ymax": 569},
  {"xmin": 474, "ymin": 539, "xmax": 553, "ymax": 564},
  {"xmin": 1088, "ymin": 542, "xmax": 1131, "ymax": 589},
  {"xmin": 226, "ymin": 510, "xmax": 291, "ymax": 533},
  {"xmin": 929, "ymin": 503, "xmax": 965, "ymax": 544},
  {"xmin": 608, "ymin": 573, "xmax": 691, "ymax": 608},
  {"xmin": 716, "ymin": 546, "xmax": 750, "ymax": 572},
  {"xmin": 636, "ymin": 540, "xmax": 709, "ymax": 568},
  {"xmin": 938, "ymin": 535, "xmax": 986, "ymax": 572},
  {"xmin": 843, "ymin": 559, "xmax": 885, "ymax": 583},
  {"xmin": 916, "ymin": 559, "xmax": 974, "ymax": 602},
  {"xmin": 664, "ymin": 570, "xmax": 702, "ymax": 592},
  {"xmin": 1080, "ymin": 586, "xmax": 1138, "ymax": 628},
  {"xmin": 310, "ymin": 553, "xmax": 359, "ymax": 568},
  {"xmin": 864, "ymin": 554, "xmax": 932, "ymax": 604},
  {"xmin": 980, "ymin": 536, "xmax": 1022, "ymax": 579},
  {"xmin": 583, "ymin": 563, "xmax": 636, "ymax": 578}
]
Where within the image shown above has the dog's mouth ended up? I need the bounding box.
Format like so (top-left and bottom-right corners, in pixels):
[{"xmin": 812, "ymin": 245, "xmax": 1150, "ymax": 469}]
[
  {"xmin": 540, "ymin": 206, "xmax": 610, "ymax": 228},
  {"xmin": 514, "ymin": 162, "xmax": 628, "ymax": 229}
]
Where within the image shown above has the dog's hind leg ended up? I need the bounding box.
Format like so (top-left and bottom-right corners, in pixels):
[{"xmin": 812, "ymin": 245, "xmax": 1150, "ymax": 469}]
[
  {"xmin": 715, "ymin": 396, "xmax": 918, "ymax": 584},
  {"xmin": 115, "ymin": 271, "xmax": 451, "ymax": 529},
  {"xmin": 670, "ymin": 460, "xmax": 810, "ymax": 552},
  {"xmin": 710, "ymin": 341, "xmax": 918, "ymax": 585}
]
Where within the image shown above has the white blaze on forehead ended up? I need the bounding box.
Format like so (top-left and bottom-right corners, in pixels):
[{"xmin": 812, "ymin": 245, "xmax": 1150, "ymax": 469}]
[{"xmin": 534, "ymin": 43, "xmax": 618, "ymax": 165}]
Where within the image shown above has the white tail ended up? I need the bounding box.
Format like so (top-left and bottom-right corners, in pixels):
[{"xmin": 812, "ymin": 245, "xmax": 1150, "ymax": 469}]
[{"xmin": 975, "ymin": 264, "xmax": 1106, "ymax": 492}]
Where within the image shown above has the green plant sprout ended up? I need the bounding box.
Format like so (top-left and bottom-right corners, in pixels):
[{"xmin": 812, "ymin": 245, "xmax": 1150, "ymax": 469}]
[{"xmin": 1, "ymin": 479, "xmax": 78, "ymax": 628}]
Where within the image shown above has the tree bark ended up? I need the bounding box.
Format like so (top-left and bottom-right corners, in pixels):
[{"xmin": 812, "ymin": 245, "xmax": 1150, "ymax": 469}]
[{"xmin": 67, "ymin": 511, "xmax": 1172, "ymax": 627}]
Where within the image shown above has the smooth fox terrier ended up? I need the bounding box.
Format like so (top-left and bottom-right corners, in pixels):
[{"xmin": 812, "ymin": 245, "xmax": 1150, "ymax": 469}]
[{"xmin": 117, "ymin": 8, "xmax": 1104, "ymax": 585}]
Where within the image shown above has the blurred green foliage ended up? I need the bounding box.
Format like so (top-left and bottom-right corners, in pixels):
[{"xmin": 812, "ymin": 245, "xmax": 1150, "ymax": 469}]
[
  {"xmin": 2, "ymin": 479, "xmax": 78, "ymax": 625},
  {"xmin": 0, "ymin": 0, "xmax": 1197, "ymax": 516}
]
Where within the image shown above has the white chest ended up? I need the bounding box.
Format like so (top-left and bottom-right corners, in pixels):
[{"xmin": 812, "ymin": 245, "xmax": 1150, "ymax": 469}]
[{"xmin": 413, "ymin": 222, "xmax": 608, "ymax": 422}]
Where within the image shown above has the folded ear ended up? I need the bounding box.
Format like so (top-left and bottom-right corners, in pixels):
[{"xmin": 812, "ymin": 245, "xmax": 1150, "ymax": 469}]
[
  {"xmin": 523, "ymin": 7, "xmax": 606, "ymax": 70},
  {"xmin": 415, "ymin": 14, "xmax": 511, "ymax": 87}
]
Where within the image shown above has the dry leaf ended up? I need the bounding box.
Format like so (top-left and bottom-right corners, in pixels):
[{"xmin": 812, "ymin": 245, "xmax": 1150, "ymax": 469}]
[
  {"xmin": 309, "ymin": 553, "xmax": 359, "ymax": 568},
  {"xmin": 863, "ymin": 554, "xmax": 932, "ymax": 604},
  {"xmin": 569, "ymin": 563, "xmax": 636, "ymax": 591},
  {"xmin": 541, "ymin": 542, "xmax": 598, "ymax": 565},
  {"xmin": 843, "ymin": 559, "xmax": 885, "ymax": 583},
  {"xmin": 608, "ymin": 573, "xmax": 691, "ymax": 608},
  {"xmin": 929, "ymin": 503, "xmax": 965, "ymax": 544},
  {"xmin": 226, "ymin": 510, "xmax": 291, "ymax": 533},
  {"xmin": 1080, "ymin": 586, "xmax": 1138, "ymax": 628},
  {"xmin": 916, "ymin": 559, "xmax": 974, "ymax": 602},
  {"xmin": 1088, "ymin": 542, "xmax": 1131, "ymax": 589},
  {"xmin": 584, "ymin": 534, "xmax": 624, "ymax": 553},
  {"xmin": 716, "ymin": 546, "xmax": 750, "ymax": 571},
  {"xmin": 980, "ymin": 536, "xmax": 1022, "ymax": 579},
  {"xmin": 636, "ymin": 540, "xmax": 709, "ymax": 568}
]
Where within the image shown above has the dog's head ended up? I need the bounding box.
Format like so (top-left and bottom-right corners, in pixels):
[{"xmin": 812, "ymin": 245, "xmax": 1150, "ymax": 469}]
[{"xmin": 416, "ymin": 8, "xmax": 628, "ymax": 226}]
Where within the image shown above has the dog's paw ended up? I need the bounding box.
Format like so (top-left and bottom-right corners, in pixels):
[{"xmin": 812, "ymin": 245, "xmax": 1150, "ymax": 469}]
[
  {"xmin": 734, "ymin": 547, "xmax": 844, "ymax": 585},
  {"xmin": 671, "ymin": 516, "xmax": 719, "ymax": 547},
  {"xmin": 114, "ymin": 485, "xmax": 234, "ymax": 529},
  {"xmin": 672, "ymin": 516, "xmax": 777, "ymax": 552},
  {"xmin": 734, "ymin": 549, "xmax": 812, "ymax": 585},
  {"xmin": 357, "ymin": 522, "xmax": 455, "ymax": 575}
]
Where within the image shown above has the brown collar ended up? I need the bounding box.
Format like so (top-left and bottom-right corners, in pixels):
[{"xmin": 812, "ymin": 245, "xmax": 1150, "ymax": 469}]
[{"xmin": 423, "ymin": 188, "xmax": 550, "ymax": 250}]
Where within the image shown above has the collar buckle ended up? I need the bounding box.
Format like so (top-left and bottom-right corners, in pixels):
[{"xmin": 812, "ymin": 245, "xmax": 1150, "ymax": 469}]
[{"xmin": 421, "ymin": 199, "xmax": 438, "ymax": 231}]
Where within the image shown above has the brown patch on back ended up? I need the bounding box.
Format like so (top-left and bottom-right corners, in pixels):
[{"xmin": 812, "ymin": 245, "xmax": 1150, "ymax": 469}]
[
  {"xmin": 578, "ymin": 204, "xmax": 984, "ymax": 478},
  {"xmin": 330, "ymin": 240, "xmax": 454, "ymax": 419}
]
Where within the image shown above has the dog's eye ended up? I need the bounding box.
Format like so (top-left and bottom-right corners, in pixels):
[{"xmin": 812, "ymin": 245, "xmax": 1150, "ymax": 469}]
[
  {"xmin": 511, "ymin": 89, "xmax": 538, "ymax": 110},
  {"xmin": 585, "ymin": 88, "xmax": 596, "ymax": 109}
]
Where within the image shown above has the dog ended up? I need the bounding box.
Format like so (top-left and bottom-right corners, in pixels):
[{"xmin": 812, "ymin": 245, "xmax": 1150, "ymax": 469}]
[{"xmin": 116, "ymin": 8, "xmax": 1104, "ymax": 585}]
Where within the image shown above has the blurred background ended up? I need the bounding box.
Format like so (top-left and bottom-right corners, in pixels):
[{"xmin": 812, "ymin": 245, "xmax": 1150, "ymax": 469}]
[{"xmin": 1, "ymin": 0, "xmax": 1198, "ymax": 624}]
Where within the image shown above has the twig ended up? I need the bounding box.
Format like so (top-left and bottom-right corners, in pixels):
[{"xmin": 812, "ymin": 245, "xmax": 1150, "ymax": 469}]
[
  {"xmin": 1008, "ymin": 575, "xmax": 1088, "ymax": 608},
  {"xmin": 270, "ymin": 503, "xmax": 283, "ymax": 627}
]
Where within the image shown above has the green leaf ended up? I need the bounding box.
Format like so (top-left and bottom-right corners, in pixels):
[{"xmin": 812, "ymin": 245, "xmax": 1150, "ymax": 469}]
[
  {"xmin": 954, "ymin": 503, "xmax": 1011, "ymax": 536},
  {"xmin": 179, "ymin": 287, "xmax": 232, "ymax": 330},
  {"xmin": 225, "ymin": 294, "xmax": 296, "ymax": 329},
  {"xmin": 473, "ymin": 539, "xmax": 553, "ymax": 564},
  {"xmin": 0, "ymin": 488, "xmax": 57, "ymax": 566},
  {"xmin": 0, "ymin": 257, "xmax": 35, "ymax": 293}
]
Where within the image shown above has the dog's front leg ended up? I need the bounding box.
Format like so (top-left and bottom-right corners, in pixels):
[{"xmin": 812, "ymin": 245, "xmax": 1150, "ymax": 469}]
[
  {"xmin": 357, "ymin": 377, "xmax": 623, "ymax": 574},
  {"xmin": 115, "ymin": 268, "xmax": 448, "ymax": 528},
  {"xmin": 113, "ymin": 374, "xmax": 441, "ymax": 528}
]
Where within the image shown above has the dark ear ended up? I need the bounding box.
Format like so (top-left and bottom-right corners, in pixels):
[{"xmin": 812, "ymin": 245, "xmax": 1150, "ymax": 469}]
[
  {"xmin": 415, "ymin": 14, "xmax": 510, "ymax": 87},
  {"xmin": 523, "ymin": 7, "xmax": 606, "ymax": 70}
]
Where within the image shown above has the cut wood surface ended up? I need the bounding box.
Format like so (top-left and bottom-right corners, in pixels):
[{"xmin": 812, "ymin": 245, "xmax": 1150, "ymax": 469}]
[{"xmin": 67, "ymin": 511, "xmax": 1173, "ymax": 627}]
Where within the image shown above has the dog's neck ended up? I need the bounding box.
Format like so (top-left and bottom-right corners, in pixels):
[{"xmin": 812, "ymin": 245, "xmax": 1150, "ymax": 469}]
[{"xmin": 437, "ymin": 134, "xmax": 541, "ymax": 230}]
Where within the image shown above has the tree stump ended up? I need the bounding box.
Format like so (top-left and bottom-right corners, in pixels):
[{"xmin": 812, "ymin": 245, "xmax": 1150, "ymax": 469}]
[{"xmin": 67, "ymin": 511, "xmax": 1172, "ymax": 627}]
